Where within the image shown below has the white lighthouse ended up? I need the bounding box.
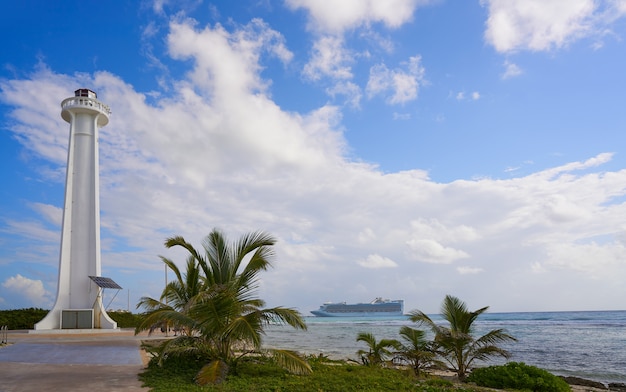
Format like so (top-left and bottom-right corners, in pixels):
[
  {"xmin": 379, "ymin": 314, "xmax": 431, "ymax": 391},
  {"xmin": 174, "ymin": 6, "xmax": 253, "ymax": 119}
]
[{"xmin": 35, "ymin": 89, "xmax": 118, "ymax": 330}]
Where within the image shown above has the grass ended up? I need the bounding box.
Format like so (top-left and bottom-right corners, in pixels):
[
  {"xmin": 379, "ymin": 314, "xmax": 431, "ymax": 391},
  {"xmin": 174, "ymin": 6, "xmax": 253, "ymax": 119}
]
[{"xmin": 139, "ymin": 354, "xmax": 484, "ymax": 392}]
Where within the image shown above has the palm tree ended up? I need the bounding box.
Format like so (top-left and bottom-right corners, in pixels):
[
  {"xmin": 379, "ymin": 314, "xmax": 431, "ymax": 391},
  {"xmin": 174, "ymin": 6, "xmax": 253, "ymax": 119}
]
[
  {"xmin": 356, "ymin": 331, "xmax": 401, "ymax": 366},
  {"xmin": 136, "ymin": 228, "xmax": 312, "ymax": 385},
  {"xmin": 137, "ymin": 255, "xmax": 205, "ymax": 337},
  {"xmin": 395, "ymin": 326, "xmax": 444, "ymax": 376},
  {"xmin": 408, "ymin": 295, "xmax": 516, "ymax": 381}
]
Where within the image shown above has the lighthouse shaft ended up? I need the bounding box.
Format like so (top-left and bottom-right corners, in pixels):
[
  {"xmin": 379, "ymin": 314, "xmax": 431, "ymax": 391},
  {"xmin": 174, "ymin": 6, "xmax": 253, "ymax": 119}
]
[
  {"xmin": 63, "ymin": 111, "xmax": 102, "ymax": 309},
  {"xmin": 35, "ymin": 89, "xmax": 117, "ymax": 330}
]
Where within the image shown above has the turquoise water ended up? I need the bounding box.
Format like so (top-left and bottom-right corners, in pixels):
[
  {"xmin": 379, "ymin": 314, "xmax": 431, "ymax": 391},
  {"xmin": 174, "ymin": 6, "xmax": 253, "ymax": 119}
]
[{"xmin": 263, "ymin": 310, "xmax": 626, "ymax": 384}]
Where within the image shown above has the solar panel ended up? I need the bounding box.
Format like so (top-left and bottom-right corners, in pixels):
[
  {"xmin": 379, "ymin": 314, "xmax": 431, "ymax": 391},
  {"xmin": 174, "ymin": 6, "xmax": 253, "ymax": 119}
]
[{"xmin": 89, "ymin": 276, "xmax": 122, "ymax": 289}]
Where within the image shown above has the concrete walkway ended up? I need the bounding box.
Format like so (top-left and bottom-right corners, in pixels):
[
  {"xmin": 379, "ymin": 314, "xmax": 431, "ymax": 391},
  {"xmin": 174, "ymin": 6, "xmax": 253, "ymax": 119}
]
[{"xmin": 0, "ymin": 329, "xmax": 156, "ymax": 392}]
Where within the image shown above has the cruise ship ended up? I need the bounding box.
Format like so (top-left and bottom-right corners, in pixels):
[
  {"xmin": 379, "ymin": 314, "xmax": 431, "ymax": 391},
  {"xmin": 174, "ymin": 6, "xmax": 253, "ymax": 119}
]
[{"xmin": 310, "ymin": 298, "xmax": 404, "ymax": 317}]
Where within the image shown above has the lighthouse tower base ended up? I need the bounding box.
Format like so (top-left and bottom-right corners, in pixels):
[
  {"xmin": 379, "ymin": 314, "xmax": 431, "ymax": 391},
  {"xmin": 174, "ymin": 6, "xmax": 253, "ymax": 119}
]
[
  {"xmin": 35, "ymin": 275, "xmax": 120, "ymax": 331},
  {"xmin": 34, "ymin": 303, "xmax": 118, "ymax": 331}
]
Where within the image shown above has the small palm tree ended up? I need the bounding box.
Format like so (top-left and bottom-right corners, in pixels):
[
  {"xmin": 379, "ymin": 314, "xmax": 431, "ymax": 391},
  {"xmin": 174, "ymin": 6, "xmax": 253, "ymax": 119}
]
[
  {"xmin": 395, "ymin": 326, "xmax": 444, "ymax": 376},
  {"xmin": 409, "ymin": 295, "xmax": 516, "ymax": 381},
  {"xmin": 356, "ymin": 331, "xmax": 401, "ymax": 366},
  {"xmin": 136, "ymin": 228, "xmax": 312, "ymax": 385},
  {"xmin": 137, "ymin": 255, "xmax": 205, "ymax": 337}
]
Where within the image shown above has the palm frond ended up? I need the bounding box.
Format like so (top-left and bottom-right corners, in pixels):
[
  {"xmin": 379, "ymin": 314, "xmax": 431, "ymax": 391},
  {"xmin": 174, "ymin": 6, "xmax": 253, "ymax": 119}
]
[
  {"xmin": 261, "ymin": 307, "xmax": 307, "ymax": 330},
  {"xmin": 224, "ymin": 312, "xmax": 264, "ymax": 349},
  {"xmin": 235, "ymin": 231, "xmax": 275, "ymax": 267},
  {"xmin": 136, "ymin": 306, "xmax": 197, "ymax": 336},
  {"xmin": 234, "ymin": 231, "xmax": 275, "ymax": 288},
  {"xmin": 165, "ymin": 236, "xmax": 205, "ymax": 265},
  {"xmin": 356, "ymin": 331, "xmax": 377, "ymax": 346},
  {"xmin": 268, "ymin": 349, "xmax": 312, "ymax": 375},
  {"xmin": 160, "ymin": 256, "xmax": 183, "ymax": 285},
  {"xmin": 203, "ymin": 228, "xmax": 231, "ymax": 285},
  {"xmin": 195, "ymin": 359, "xmax": 229, "ymax": 385},
  {"xmin": 399, "ymin": 326, "xmax": 428, "ymax": 348},
  {"xmin": 475, "ymin": 328, "xmax": 517, "ymax": 346},
  {"xmin": 146, "ymin": 335, "xmax": 205, "ymax": 365},
  {"xmin": 465, "ymin": 345, "xmax": 512, "ymax": 370},
  {"xmin": 408, "ymin": 310, "xmax": 438, "ymax": 331},
  {"xmin": 136, "ymin": 296, "xmax": 165, "ymax": 312}
]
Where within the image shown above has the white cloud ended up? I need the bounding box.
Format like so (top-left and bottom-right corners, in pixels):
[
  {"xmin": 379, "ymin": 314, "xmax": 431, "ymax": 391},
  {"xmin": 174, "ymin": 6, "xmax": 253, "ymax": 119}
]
[
  {"xmin": 409, "ymin": 218, "xmax": 480, "ymax": 243},
  {"xmin": 152, "ymin": 0, "xmax": 169, "ymax": 15},
  {"xmin": 502, "ymin": 60, "xmax": 523, "ymax": 79},
  {"xmin": 482, "ymin": 0, "xmax": 626, "ymax": 53},
  {"xmin": 303, "ymin": 36, "xmax": 353, "ymax": 81},
  {"xmin": 359, "ymin": 30, "xmax": 395, "ymax": 53},
  {"xmin": 456, "ymin": 91, "xmax": 481, "ymax": 101},
  {"xmin": 168, "ymin": 18, "xmax": 292, "ymax": 94},
  {"xmin": 538, "ymin": 152, "xmax": 613, "ymax": 179},
  {"xmin": 457, "ymin": 266, "xmax": 483, "ymax": 275},
  {"xmin": 614, "ymin": 0, "xmax": 626, "ymax": 14},
  {"xmin": 30, "ymin": 203, "xmax": 62, "ymax": 226},
  {"xmin": 366, "ymin": 55, "xmax": 426, "ymax": 104},
  {"xmin": 3, "ymin": 219, "xmax": 59, "ymax": 243},
  {"xmin": 358, "ymin": 254, "xmax": 398, "ymax": 269},
  {"xmin": 154, "ymin": 19, "xmax": 344, "ymax": 179},
  {"xmin": 326, "ymin": 81, "xmax": 362, "ymax": 109},
  {"xmin": 482, "ymin": 0, "xmax": 596, "ymax": 52},
  {"xmin": 406, "ymin": 239, "xmax": 470, "ymax": 264},
  {"xmin": 393, "ymin": 112, "xmax": 411, "ymax": 120},
  {"xmin": 531, "ymin": 261, "xmax": 547, "ymax": 273},
  {"xmin": 285, "ymin": 0, "xmax": 425, "ymax": 34},
  {"xmin": 357, "ymin": 228, "xmax": 376, "ymax": 244},
  {"xmin": 290, "ymin": 1, "xmax": 431, "ymax": 105},
  {"xmin": 541, "ymin": 240, "xmax": 626, "ymax": 278},
  {"xmin": 2, "ymin": 274, "xmax": 51, "ymax": 306}
]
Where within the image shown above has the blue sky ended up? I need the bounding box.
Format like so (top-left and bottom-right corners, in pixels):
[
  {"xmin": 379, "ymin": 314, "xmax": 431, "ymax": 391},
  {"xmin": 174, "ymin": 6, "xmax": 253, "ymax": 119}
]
[{"xmin": 1, "ymin": 0, "xmax": 626, "ymax": 314}]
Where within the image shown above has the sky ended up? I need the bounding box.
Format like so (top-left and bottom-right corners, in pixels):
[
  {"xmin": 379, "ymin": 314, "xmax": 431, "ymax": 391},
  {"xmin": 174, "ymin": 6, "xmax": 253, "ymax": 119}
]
[{"xmin": 1, "ymin": 0, "xmax": 626, "ymax": 315}]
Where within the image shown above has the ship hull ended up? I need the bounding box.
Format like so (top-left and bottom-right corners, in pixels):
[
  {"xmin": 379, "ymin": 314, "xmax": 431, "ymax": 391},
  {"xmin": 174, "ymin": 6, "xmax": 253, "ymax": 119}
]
[
  {"xmin": 310, "ymin": 310, "xmax": 404, "ymax": 317},
  {"xmin": 311, "ymin": 298, "xmax": 404, "ymax": 317}
]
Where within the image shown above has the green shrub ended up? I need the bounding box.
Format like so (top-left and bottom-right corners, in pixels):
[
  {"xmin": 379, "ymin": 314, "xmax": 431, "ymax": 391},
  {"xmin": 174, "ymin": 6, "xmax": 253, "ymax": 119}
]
[
  {"xmin": 107, "ymin": 311, "xmax": 144, "ymax": 328},
  {"xmin": 0, "ymin": 309, "xmax": 143, "ymax": 330},
  {"xmin": 467, "ymin": 362, "xmax": 570, "ymax": 392},
  {"xmin": 0, "ymin": 308, "xmax": 48, "ymax": 329}
]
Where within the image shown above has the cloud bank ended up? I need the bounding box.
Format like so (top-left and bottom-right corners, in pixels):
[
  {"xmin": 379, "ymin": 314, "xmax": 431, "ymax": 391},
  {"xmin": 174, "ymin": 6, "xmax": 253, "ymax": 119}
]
[{"xmin": 1, "ymin": 3, "xmax": 626, "ymax": 313}]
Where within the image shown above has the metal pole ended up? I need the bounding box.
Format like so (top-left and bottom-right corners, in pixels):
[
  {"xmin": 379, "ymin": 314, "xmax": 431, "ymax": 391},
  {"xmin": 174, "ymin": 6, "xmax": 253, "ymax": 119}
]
[{"xmin": 164, "ymin": 263, "xmax": 169, "ymax": 336}]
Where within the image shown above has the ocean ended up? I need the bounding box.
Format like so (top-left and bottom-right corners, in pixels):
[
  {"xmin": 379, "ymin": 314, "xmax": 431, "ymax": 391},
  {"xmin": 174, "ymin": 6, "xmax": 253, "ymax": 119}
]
[{"xmin": 263, "ymin": 310, "xmax": 626, "ymax": 385}]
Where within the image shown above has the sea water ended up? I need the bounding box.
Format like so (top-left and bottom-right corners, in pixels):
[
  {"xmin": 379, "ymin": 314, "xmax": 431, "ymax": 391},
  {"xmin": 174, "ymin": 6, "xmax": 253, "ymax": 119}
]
[{"xmin": 263, "ymin": 310, "xmax": 626, "ymax": 384}]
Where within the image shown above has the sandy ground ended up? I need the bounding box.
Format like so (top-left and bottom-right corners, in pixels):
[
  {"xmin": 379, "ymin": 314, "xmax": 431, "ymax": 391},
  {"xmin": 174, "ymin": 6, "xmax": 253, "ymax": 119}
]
[{"xmin": 0, "ymin": 329, "xmax": 159, "ymax": 392}]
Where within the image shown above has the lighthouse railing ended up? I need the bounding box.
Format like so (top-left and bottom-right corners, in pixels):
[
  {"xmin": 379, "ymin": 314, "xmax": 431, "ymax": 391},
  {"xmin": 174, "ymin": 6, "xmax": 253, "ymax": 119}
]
[{"xmin": 61, "ymin": 96, "xmax": 111, "ymax": 116}]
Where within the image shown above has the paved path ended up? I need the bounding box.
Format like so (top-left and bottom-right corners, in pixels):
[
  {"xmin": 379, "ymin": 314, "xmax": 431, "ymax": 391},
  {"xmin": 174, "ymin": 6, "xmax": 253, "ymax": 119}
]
[{"xmin": 0, "ymin": 330, "xmax": 156, "ymax": 392}]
